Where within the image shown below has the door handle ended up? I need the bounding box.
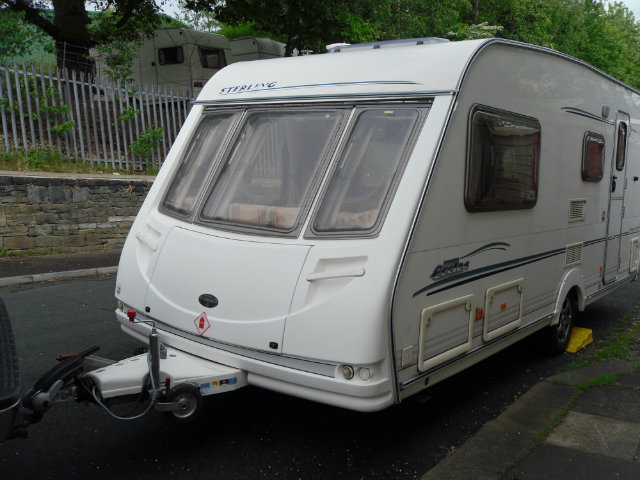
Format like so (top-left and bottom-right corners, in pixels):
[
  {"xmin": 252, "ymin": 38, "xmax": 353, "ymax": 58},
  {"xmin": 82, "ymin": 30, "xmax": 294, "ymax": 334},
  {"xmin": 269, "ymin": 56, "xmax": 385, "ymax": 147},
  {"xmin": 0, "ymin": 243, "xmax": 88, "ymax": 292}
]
[{"xmin": 612, "ymin": 175, "xmax": 617, "ymax": 192}]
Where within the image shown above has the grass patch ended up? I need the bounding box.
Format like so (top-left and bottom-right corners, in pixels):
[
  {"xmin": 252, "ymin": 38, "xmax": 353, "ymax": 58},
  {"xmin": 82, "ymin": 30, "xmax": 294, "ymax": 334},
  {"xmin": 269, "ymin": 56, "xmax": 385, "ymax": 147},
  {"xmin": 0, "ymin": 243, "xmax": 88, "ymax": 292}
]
[
  {"xmin": 0, "ymin": 148, "xmax": 158, "ymax": 175},
  {"xmin": 575, "ymin": 373, "xmax": 621, "ymax": 389},
  {"xmin": 568, "ymin": 309, "xmax": 640, "ymax": 369}
]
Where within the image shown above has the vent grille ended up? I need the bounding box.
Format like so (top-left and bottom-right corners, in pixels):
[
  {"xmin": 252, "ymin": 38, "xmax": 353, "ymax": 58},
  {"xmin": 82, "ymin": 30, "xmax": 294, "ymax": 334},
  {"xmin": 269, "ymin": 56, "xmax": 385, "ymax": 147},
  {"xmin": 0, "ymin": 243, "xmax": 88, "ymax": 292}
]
[
  {"xmin": 569, "ymin": 199, "xmax": 587, "ymax": 222},
  {"xmin": 565, "ymin": 243, "xmax": 583, "ymax": 266}
]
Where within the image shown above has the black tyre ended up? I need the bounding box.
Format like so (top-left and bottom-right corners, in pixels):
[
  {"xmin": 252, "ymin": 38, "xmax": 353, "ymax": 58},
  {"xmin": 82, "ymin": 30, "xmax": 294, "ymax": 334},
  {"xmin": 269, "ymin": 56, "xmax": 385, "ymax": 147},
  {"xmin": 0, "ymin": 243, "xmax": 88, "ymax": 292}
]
[
  {"xmin": 544, "ymin": 294, "xmax": 575, "ymax": 355},
  {"xmin": 165, "ymin": 384, "xmax": 203, "ymax": 423}
]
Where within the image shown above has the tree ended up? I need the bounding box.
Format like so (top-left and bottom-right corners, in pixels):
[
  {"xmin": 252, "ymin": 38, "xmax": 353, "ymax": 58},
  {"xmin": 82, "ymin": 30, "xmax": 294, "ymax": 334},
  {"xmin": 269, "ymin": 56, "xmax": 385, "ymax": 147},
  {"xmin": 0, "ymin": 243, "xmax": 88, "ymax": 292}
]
[
  {"xmin": 182, "ymin": 0, "xmax": 378, "ymax": 55},
  {"xmin": 0, "ymin": 7, "xmax": 54, "ymax": 63},
  {"xmin": 2, "ymin": 0, "xmax": 166, "ymax": 74},
  {"xmin": 183, "ymin": 0, "xmax": 475, "ymax": 54}
]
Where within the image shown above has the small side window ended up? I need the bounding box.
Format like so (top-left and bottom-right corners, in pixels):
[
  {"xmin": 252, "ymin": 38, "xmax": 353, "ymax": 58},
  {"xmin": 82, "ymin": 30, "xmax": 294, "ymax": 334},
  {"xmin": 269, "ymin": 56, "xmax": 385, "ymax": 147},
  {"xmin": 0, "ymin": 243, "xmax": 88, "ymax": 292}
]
[
  {"xmin": 158, "ymin": 46, "xmax": 184, "ymax": 65},
  {"xmin": 465, "ymin": 105, "xmax": 540, "ymax": 212},
  {"xmin": 582, "ymin": 132, "xmax": 605, "ymax": 182},
  {"xmin": 616, "ymin": 122, "xmax": 627, "ymax": 171},
  {"xmin": 199, "ymin": 47, "xmax": 226, "ymax": 69}
]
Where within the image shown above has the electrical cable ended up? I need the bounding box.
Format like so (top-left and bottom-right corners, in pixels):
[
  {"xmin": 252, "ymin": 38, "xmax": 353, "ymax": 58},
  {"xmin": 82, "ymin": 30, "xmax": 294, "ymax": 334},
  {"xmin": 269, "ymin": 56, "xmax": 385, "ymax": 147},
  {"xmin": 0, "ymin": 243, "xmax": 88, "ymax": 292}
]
[{"xmin": 90, "ymin": 352, "xmax": 162, "ymax": 421}]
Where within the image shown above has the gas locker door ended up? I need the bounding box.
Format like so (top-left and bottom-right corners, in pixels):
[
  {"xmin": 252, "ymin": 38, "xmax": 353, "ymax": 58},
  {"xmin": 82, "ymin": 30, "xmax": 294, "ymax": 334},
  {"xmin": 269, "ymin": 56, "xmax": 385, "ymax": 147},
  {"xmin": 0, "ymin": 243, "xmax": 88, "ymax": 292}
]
[
  {"xmin": 604, "ymin": 112, "xmax": 629, "ymax": 284},
  {"xmin": 143, "ymin": 226, "xmax": 310, "ymax": 353}
]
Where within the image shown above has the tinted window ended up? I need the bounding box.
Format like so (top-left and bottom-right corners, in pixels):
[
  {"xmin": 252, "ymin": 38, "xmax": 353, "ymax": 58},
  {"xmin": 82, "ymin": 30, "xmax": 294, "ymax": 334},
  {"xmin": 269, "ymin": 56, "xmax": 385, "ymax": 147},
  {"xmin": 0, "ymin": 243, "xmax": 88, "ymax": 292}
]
[
  {"xmin": 200, "ymin": 110, "xmax": 343, "ymax": 233},
  {"xmin": 312, "ymin": 109, "xmax": 420, "ymax": 233},
  {"xmin": 465, "ymin": 106, "xmax": 541, "ymax": 212},
  {"xmin": 582, "ymin": 132, "xmax": 605, "ymax": 182},
  {"xmin": 616, "ymin": 122, "xmax": 627, "ymax": 171},
  {"xmin": 162, "ymin": 113, "xmax": 238, "ymax": 216},
  {"xmin": 199, "ymin": 47, "xmax": 226, "ymax": 69},
  {"xmin": 158, "ymin": 46, "xmax": 183, "ymax": 65}
]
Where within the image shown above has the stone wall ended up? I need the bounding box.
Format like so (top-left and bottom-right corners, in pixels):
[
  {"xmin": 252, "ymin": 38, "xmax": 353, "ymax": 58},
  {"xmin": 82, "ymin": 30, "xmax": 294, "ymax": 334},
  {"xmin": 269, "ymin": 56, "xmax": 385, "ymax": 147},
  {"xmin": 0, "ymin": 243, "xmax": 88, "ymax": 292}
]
[{"xmin": 0, "ymin": 171, "xmax": 154, "ymax": 255}]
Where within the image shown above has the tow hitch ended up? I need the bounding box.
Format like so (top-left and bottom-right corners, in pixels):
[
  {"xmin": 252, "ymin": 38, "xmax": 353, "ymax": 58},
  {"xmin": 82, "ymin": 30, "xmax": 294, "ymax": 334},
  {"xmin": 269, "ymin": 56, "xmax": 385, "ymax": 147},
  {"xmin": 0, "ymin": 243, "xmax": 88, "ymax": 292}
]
[{"xmin": 2, "ymin": 303, "xmax": 247, "ymax": 440}]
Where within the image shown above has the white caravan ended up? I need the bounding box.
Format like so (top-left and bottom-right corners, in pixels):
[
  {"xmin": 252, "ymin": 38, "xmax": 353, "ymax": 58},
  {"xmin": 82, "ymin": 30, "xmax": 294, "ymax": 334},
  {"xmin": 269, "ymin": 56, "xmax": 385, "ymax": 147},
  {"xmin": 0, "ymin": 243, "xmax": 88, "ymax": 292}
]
[
  {"xmin": 230, "ymin": 36, "xmax": 286, "ymax": 61},
  {"xmin": 111, "ymin": 38, "xmax": 640, "ymax": 413},
  {"xmin": 94, "ymin": 28, "xmax": 233, "ymax": 95}
]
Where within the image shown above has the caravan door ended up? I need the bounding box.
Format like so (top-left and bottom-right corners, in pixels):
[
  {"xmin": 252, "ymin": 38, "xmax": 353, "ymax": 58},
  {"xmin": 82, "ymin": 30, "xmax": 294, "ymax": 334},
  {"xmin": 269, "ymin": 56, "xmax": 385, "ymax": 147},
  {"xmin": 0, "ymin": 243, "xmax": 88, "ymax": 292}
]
[{"xmin": 603, "ymin": 111, "xmax": 629, "ymax": 284}]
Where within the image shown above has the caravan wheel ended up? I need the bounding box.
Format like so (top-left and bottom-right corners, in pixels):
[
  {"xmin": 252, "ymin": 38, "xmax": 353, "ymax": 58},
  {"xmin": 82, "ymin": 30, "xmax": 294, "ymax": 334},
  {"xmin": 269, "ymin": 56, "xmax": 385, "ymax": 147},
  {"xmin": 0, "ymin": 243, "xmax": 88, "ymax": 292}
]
[
  {"xmin": 165, "ymin": 384, "xmax": 203, "ymax": 423},
  {"xmin": 544, "ymin": 294, "xmax": 575, "ymax": 355}
]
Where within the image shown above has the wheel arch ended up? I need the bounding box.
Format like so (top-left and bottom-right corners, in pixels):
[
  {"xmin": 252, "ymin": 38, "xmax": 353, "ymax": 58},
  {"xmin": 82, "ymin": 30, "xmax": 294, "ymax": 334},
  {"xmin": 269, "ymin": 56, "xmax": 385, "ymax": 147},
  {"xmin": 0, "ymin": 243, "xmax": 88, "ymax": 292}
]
[{"xmin": 551, "ymin": 268, "xmax": 585, "ymax": 326}]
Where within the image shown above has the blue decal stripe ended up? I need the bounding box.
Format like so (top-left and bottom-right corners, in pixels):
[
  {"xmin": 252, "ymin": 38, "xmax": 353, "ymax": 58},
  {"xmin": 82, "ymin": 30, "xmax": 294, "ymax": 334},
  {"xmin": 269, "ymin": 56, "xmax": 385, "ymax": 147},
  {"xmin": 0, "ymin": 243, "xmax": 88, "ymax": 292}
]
[{"xmin": 220, "ymin": 80, "xmax": 420, "ymax": 95}]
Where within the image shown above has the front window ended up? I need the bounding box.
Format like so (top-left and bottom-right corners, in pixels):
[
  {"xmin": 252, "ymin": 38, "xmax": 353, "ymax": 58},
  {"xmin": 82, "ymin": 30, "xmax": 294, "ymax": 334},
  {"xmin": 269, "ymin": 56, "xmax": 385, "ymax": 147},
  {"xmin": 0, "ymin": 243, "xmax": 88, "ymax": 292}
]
[
  {"xmin": 162, "ymin": 112, "xmax": 239, "ymax": 216},
  {"xmin": 312, "ymin": 108, "xmax": 421, "ymax": 234},
  {"xmin": 161, "ymin": 101, "xmax": 430, "ymax": 237},
  {"xmin": 200, "ymin": 109, "xmax": 344, "ymax": 233}
]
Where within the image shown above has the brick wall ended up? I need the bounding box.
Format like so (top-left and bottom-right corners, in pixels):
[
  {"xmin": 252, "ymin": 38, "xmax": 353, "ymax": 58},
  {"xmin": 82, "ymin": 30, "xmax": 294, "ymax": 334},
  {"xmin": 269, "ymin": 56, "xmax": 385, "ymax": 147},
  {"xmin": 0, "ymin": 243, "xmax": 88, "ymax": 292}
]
[{"xmin": 0, "ymin": 172, "xmax": 154, "ymax": 255}]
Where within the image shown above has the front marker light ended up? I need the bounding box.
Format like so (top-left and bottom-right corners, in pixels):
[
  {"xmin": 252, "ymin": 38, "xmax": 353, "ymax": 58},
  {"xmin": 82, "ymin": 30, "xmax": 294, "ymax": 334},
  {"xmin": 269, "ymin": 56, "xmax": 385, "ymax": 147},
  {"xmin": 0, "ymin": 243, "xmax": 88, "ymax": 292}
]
[{"xmin": 341, "ymin": 365, "xmax": 355, "ymax": 380}]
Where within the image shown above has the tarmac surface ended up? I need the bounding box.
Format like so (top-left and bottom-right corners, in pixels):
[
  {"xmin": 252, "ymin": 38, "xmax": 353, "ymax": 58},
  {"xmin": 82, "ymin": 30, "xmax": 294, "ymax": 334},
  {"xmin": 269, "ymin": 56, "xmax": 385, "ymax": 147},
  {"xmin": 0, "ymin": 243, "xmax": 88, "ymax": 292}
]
[{"xmin": 1, "ymin": 250, "xmax": 639, "ymax": 479}]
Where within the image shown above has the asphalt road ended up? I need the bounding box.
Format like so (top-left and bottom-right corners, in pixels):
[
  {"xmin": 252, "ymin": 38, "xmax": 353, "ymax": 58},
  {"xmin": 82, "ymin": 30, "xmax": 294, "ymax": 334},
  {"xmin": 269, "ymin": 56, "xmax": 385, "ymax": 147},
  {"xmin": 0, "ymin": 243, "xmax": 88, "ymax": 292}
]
[{"xmin": 1, "ymin": 275, "xmax": 639, "ymax": 480}]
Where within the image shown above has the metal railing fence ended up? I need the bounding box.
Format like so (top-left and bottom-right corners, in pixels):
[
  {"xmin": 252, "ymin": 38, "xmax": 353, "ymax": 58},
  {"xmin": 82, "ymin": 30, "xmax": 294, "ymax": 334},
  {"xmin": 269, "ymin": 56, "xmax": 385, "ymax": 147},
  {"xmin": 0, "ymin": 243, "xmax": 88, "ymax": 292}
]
[{"xmin": 0, "ymin": 63, "xmax": 192, "ymax": 171}]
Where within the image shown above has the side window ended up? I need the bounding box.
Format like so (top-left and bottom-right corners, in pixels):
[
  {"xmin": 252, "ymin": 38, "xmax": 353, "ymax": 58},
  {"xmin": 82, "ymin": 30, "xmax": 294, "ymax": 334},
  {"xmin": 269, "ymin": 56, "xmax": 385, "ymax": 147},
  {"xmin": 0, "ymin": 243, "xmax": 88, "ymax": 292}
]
[
  {"xmin": 199, "ymin": 47, "xmax": 226, "ymax": 69},
  {"xmin": 582, "ymin": 132, "xmax": 605, "ymax": 182},
  {"xmin": 158, "ymin": 46, "xmax": 184, "ymax": 65},
  {"xmin": 465, "ymin": 105, "xmax": 541, "ymax": 212},
  {"xmin": 616, "ymin": 122, "xmax": 627, "ymax": 171}
]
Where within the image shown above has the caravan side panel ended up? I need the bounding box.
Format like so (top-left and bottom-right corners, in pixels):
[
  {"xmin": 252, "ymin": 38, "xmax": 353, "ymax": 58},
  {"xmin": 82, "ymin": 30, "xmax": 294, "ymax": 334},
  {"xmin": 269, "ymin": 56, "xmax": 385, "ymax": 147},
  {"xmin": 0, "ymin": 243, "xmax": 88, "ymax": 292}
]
[{"xmin": 392, "ymin": 42, "xmax": 640, "ymax": 398}]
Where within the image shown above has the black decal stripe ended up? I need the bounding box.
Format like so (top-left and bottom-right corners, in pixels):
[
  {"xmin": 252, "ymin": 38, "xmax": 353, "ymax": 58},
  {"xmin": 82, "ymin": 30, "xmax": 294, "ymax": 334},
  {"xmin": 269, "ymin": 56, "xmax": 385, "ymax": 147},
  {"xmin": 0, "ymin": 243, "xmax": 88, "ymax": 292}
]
[
  {"xmin": 423, "ymin": 250, "xmax": 563, "ymax": 297},
  {"xmin": 460, "ymin": 242, "xmax": 511, "ymax": 260},
  {"xmin": 413, "ymin": 236, "xmax": 609, "ymax": 298},
  {"xmin": 561, "ymin": 106, "xmax": 614, "ymax": 125}
]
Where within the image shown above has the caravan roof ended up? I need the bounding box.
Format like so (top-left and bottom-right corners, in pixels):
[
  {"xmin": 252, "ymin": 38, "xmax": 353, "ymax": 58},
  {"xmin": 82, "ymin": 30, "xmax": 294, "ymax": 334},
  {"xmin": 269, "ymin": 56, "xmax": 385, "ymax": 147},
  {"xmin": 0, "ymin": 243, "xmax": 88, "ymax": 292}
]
[
  {"xmin": 197, "ymin": 38, "xmax": 640, "ymax": 104},
  {"xmin": 197, "ymin": 39, "xmax": 484, "ymax": 103}
]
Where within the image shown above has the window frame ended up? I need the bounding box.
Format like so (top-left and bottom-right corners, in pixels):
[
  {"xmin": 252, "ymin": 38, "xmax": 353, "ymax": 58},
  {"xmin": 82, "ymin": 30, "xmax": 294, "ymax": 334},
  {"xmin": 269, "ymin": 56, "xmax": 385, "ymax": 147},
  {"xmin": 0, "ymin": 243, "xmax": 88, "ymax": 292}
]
[
  {"xmin": 581, "ymin": 131, "xmax": 605, "ymax": 182},
  {"xmin": 306, "ymin": 105, "xmax": 428, "ymax": 238},
  {"xmin": 464, "ymin": 104, "xmax": 541, "ymax": 213}
]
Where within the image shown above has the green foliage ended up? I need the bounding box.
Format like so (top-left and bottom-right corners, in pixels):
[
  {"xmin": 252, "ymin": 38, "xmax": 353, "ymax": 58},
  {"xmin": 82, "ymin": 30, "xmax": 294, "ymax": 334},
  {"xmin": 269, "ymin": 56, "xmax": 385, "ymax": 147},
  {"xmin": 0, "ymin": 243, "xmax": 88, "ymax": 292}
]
[
  {"xmin": 0, "ymin": 148, "xmax": 152, "ymax": 175},
  {"xmin": 0, "ymin": 70, "xmax": 76, "ymax": 136},
  {"xmin": 0, "ymin": 8, "xmax": 54, "ymax": 63},
  {"xmin": 217, "ymin": 22, "xmax": 272, "ymax": 39},
  {"xmin": 50, "ymin": 120, "xmax": 76, "ymax": 134},
  {"xmin": 183, "ymin": 0, "xmax": 640, "ymax": 89},
  {"xmin": 95, "ymin": 40, "xmax": 142, "ymax": 87},
  {"xmin": 568, "ymin": 311, "xmax": 640, "ymax": 369},
  {"xmin": 118, "ymin": 106, "xmax": 142, "ymax": 122},
  {"xmin": 175, "ymin": 2, "xmax": 223, "ymax": 33},
  {"xmin": 130, "ymin": 126, "xmax": 164, "ymax": 158}
]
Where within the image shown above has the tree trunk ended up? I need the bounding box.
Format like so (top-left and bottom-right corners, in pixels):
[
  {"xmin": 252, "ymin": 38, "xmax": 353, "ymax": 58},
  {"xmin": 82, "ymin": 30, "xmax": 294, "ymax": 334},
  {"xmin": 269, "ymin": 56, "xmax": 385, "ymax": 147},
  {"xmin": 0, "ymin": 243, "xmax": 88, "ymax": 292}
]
[{"xmin": 51, "ymin": 0, "xmax": 95, "ymax": 75}]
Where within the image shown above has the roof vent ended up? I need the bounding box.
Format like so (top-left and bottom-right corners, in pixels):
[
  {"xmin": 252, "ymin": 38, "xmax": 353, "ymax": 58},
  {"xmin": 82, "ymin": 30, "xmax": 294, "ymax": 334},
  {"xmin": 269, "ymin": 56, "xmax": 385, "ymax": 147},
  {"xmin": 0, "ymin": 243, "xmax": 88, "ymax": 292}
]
[{"xmin": 327, "ymin": 37, "xmax": 449, "ymax": 53}]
